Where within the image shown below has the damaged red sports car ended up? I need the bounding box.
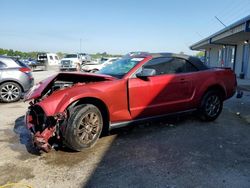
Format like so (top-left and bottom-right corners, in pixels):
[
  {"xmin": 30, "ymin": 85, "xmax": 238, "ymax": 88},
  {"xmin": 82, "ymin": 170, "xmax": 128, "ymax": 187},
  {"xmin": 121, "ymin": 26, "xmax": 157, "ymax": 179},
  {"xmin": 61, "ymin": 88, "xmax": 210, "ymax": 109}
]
[{"xmin": 25, "ymin": 53, "xmax": 237, "ymax": 152}]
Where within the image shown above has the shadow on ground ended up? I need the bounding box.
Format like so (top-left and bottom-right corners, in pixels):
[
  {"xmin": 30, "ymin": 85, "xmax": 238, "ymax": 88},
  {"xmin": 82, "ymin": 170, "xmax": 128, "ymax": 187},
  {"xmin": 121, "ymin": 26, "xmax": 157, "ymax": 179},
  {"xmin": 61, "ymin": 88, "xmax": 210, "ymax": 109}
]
[
  {"xmin": 13, "ymin": 116, "xmax": 40, "ymax": 155},
  {"xmin": 83, "ymin": 110, "xmax": 250, "ymax": 188},
  {"xmin": 12, "ymin": 110, "xmax": 250, "ymax": 188}
]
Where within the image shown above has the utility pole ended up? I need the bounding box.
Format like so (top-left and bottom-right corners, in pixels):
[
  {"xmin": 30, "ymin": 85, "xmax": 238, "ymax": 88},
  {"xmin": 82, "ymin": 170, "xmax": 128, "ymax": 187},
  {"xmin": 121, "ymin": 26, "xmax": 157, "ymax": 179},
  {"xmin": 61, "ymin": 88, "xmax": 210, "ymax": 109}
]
[
  {"xmin": 80, "ymin": 38, "xmax": 82, "ymax": 53},
  {"xmin": 215, "ymin": 16, "xmax": 227, "ymax": 28}
]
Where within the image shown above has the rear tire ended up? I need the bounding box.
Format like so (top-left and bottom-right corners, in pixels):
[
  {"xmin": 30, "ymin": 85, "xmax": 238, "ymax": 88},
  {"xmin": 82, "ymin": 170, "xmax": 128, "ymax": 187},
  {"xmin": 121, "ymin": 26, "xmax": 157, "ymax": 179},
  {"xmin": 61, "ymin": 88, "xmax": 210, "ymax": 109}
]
[
  {"xmin": 64, "ymin": 104, "xmax": 103, "ymax": 151},
  {"xmin": 199, "ymin": 90, "xmax": 223, "ymax": 121},
  {"xmin": 0, "ymin": 82, "xmax": 22, "ymax": 103}
]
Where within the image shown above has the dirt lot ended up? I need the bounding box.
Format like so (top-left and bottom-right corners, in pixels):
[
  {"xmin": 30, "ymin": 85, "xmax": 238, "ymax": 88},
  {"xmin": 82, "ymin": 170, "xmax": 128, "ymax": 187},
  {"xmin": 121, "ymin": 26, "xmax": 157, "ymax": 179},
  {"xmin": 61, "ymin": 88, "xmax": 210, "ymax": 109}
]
[{"xmin": 0, "ymin": 69, "xmax": 250, "ymax": 188}]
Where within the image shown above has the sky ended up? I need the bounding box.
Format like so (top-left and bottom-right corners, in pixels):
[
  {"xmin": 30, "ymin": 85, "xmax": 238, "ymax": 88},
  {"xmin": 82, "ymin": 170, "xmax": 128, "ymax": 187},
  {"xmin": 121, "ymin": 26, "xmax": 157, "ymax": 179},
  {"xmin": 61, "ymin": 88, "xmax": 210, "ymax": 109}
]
[{"xmin": 1, "ymin": 0, "xmax": 250, "ymax": 55}]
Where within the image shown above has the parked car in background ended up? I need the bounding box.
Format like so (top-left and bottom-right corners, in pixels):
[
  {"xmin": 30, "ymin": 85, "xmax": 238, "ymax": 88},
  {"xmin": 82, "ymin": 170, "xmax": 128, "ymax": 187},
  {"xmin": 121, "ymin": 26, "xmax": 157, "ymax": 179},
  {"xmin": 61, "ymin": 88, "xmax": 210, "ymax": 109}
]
[
  {"xmin": 82, "ymin": 57, "xmax": 119, "ymax": 72},
  {"xmin": 21, "ymin": 58, "xmax": 39, "ymax": 70},
  {"xmin": 60, "ymin": 53, "xmax": 91, "ymax": 71},
  {"xmin": 36, "ymin": 53, "xmax": 60, "ymax": 71},
  {"xmin": 0, "ymin": 56, "xmax": 34, "ymax": 102},
  {"xmin": 24, "ymin": 52, "xmax": 237, "ymax": 152}
]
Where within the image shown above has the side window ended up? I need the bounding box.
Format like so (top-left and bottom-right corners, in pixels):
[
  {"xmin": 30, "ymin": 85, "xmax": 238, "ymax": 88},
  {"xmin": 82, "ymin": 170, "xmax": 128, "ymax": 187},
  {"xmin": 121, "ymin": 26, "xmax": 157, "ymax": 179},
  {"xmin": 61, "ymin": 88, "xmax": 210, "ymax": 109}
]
[
  {"xmin": 143, "ymin": 57, "xmax": 173, "ymax": 75},
  {"xmin": 169, "ymin": 58, "xmax": 198, "ymax": 73},
  {"xmin": 185, "ymin": 60, "xmax": 198, "ymax": 72},
  {"xmin": 55, "ymin": 56, "xmax": 58, "ymax": 60},
  {"xmin": 143, "ymin": 57, "xmax": 197, "ymax": 75},
  {"xmin": 0, "ymin": 61, "xmax": 7, "ymax": 68},
  {"xmin": 49, "ymin": 56, "xmax": 53, "ymax": 60}
]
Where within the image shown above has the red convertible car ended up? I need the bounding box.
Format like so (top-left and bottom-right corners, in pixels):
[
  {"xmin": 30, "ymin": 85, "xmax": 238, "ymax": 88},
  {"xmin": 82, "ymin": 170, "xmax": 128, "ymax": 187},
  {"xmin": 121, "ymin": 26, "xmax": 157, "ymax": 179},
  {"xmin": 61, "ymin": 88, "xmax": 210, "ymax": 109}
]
[{"xmin": 25, "ymin": 53, "xmax": 237, "ymax": 152}]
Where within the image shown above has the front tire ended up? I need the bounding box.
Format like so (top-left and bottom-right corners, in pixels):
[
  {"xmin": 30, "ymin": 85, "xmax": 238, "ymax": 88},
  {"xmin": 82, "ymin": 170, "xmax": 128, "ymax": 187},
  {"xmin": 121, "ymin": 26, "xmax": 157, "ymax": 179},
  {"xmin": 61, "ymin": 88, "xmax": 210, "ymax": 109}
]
[
  {"xmin": 64, "ymin": 104, "xmax": 103, "ymax": 151},
  {"xmin": 199, "ymin": 90, "xmax": 223, "ymax": 121}
]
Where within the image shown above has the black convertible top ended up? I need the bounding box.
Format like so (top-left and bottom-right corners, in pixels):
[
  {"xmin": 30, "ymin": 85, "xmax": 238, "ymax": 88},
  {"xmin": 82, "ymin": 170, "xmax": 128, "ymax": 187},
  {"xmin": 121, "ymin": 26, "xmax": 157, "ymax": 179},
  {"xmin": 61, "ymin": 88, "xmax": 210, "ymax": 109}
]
[{"xmin": 131, "ymin": 52, "xmax": 209, "ymax": 71}]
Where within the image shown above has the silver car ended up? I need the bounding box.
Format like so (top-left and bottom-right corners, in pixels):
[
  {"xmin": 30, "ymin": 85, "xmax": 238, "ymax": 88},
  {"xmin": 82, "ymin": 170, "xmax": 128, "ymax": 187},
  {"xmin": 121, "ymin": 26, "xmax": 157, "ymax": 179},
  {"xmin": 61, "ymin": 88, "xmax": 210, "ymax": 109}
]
[{"xmin": 0, "ymin": 56, "xmax": 34, "ymax": 102}]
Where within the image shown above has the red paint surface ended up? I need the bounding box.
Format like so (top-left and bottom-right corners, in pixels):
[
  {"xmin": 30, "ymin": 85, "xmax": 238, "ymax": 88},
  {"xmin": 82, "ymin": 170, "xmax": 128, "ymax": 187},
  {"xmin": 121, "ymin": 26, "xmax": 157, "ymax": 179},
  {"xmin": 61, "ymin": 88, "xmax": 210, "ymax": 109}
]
[{"xmin": 25, "ymin": 56, "xmax": 237, "ymax": 124}]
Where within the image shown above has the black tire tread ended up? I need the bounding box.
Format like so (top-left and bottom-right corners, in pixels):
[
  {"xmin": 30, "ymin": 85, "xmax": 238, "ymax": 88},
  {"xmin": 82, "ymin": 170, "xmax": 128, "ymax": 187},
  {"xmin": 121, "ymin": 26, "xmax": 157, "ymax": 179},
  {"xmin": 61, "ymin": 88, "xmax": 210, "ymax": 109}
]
[
  {"xmin": 199, "ymin": 90, "xmax": 223, "ymax": 121},
  {"xmin": 64, "ymin": 104, "xmax": 103, "ymax": 151}
]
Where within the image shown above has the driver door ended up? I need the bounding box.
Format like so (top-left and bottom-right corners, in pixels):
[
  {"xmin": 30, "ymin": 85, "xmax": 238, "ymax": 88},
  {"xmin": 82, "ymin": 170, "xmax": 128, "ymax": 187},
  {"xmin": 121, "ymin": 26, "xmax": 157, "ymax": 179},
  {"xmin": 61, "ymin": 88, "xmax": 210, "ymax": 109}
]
[{"xmin": 128, "ymin": 57, "xmax": 196, "ymax": 119}]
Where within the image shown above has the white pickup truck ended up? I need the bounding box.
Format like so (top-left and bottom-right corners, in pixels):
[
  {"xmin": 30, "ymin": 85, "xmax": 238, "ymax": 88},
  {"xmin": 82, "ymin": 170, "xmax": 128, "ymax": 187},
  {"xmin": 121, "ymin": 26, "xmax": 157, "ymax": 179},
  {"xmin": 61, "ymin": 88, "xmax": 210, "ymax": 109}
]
[{"xmin": 60, "ymin": 53, "xmax": 91, "ymax": 71}]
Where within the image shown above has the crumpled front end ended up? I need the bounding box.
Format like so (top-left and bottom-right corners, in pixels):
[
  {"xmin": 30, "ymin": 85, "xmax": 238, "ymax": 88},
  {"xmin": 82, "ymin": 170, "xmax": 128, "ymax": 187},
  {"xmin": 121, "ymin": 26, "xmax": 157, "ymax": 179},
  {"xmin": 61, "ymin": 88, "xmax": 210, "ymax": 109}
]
[
  {"xmin": 25, "ymin": 103, "xmax": 67, "ymax": 152},
  {"xmin": 24, "ymin": 72, "xmax": 115, "ymax": 152}
]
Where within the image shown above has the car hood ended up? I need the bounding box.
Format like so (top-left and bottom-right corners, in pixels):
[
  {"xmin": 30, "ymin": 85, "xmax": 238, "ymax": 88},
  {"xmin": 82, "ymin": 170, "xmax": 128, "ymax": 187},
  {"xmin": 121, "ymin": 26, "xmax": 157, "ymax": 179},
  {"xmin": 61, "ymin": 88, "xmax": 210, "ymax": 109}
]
[{"xmin": 24, "ymin": 72, "xmax": 116, "ymax": 101}]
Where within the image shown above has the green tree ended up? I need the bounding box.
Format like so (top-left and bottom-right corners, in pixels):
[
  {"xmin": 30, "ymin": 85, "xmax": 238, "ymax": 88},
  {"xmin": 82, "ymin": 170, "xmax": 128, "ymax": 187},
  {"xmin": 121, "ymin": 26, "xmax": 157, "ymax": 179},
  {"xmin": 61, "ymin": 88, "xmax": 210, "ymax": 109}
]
[{"xmin": 196, "ymin": 51, "xmax": 205, "ymax": 57}]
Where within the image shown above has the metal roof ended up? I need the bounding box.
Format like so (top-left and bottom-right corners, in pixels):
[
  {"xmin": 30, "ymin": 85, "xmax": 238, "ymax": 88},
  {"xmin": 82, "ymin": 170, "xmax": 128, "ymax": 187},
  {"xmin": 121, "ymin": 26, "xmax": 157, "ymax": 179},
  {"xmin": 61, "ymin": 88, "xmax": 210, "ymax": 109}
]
[{"xmin": 190, "ymin": 15, "xmax": 250, "ymax": 50}]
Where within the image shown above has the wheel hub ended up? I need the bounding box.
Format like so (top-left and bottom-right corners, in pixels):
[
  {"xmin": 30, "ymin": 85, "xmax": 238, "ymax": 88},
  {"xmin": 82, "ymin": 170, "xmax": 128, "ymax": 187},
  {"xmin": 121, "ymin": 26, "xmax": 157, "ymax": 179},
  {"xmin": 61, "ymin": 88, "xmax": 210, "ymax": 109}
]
[
  {"xmin": 1, "ymin": 84, "xmax": 20, "ymax": 102},
  {"xmin": 77, "ymin": 112, "xmax": 100, "ymax": 143},
  {"xmin": 205, "ymin": 95, "xmax": 221, "ymax": 117}
]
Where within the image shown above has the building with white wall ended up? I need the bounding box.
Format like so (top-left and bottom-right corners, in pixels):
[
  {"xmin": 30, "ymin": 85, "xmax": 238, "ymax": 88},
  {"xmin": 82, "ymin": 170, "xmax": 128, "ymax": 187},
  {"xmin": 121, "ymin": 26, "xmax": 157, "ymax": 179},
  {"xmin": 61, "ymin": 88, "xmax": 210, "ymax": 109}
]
[{"xmin": 190, "ymin": 15, "xmax": 250, "ymax": 79}]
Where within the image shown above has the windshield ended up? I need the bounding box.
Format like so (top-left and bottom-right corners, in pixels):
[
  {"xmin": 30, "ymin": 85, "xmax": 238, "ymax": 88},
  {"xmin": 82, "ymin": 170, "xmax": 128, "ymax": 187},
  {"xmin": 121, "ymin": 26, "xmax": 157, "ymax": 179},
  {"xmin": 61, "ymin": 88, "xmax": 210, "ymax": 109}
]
[
  {"xmin": 65, "ymin": 54, "xmax": 78, "ymax": 58},
  {"xmin": 97, "ymin": 57, "xmax": 145, "ymax": 78}
]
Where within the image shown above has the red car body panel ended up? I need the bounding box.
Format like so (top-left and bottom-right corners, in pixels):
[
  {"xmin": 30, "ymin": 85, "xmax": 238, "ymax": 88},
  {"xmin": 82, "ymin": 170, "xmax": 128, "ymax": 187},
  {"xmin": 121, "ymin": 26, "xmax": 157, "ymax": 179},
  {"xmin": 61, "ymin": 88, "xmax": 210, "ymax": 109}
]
[
  {"xmin": 25, "ymin": 59, "xmax": 236, "ymax": 124},
  {"xmin": 25, "ymin": 54, "xmax": 237, "ymax": 151}
]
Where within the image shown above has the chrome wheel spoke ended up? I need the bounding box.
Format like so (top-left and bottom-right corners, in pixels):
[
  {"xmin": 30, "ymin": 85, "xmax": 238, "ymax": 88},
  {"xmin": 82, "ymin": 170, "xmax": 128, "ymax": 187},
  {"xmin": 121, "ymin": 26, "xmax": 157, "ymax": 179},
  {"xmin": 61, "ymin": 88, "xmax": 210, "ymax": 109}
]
[
  {"xmin": 10, "ymin": 85, "xmax": 14, "ymax": 91},
  {"xmin": 88, "ymin": 133, "xmax": 94, "ymax": 140},
  {"xmin": 1, "ymin": 93, "xmax": 8, "ymax": 97},
  {"xmin": 1, "ymin": 87, "xmax": 8, "ymax": 92},
  {"xmin": 79, "ymin": 132, "xmax": 87, "ymax": 140},
  {"xmin": 1, "ymin": 84, "xmax": 20, "ymax": 101},
  {"xmin": 205, "ymin": 95, "xmax": 221, "ymax": 117},
  {"xmin": 77, "ymin": 127, "xmax": 86, "ymax": 134},
  {"xmin": 77, "ymin": 111, "xmax": 100, "ymax": 143}
]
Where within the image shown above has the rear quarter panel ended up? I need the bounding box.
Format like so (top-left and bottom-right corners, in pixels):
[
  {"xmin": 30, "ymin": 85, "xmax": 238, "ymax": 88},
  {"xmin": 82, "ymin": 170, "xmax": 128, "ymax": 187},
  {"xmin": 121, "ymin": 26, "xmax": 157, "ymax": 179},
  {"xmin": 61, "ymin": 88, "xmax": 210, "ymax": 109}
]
[
  {"xmin": 190, "ymin": 68, "xmax": 236, "ymax": 107},
  {"xmin": 0, "ymin": 69, "xmax": 30, "ymax": 91}
]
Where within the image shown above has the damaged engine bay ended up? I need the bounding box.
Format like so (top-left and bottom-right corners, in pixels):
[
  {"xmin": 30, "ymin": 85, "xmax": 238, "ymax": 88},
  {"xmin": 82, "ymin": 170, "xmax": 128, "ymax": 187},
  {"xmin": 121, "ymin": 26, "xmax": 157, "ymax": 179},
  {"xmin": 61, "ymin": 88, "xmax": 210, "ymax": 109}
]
[{"xmin": 25, "ymin": 73, "xmax": 114, "ymax": 152}]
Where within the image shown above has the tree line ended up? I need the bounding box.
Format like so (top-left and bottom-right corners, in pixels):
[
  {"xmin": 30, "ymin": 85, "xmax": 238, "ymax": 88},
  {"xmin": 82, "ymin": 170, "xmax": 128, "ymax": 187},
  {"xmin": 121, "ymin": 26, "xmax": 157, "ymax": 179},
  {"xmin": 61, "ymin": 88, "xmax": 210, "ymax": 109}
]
[
  {"xmin": 0, "ymin": 48, "xmax": 39, "ymax": 59},
  {"xmin": 0, "ymin": 48, "xmax": 204, "ymax": 59},
  {"xmin": 0, "ymin": 48, "xmax": 122, "ymax": 59}
]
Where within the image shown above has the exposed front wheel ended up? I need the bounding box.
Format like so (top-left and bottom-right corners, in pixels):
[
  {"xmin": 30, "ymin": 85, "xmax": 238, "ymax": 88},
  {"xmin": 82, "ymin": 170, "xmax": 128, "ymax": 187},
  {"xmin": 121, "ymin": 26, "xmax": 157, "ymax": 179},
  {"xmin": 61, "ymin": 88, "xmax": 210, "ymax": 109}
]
[
  {"xmin": 64, "ymin": 104, "xmax": 103, "ymax": 151},
  {"xmin": 199, "ymin": 91, "xmax": 223, "ymax": 121}
]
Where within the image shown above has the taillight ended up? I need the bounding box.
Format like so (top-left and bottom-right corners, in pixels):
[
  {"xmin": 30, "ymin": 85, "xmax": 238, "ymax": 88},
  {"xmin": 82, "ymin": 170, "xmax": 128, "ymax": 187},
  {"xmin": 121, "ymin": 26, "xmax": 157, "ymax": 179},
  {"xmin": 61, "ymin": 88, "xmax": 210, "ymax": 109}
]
[{"xmin": 19, "ymin": 67, "xmax": 31, "ymax": 73}]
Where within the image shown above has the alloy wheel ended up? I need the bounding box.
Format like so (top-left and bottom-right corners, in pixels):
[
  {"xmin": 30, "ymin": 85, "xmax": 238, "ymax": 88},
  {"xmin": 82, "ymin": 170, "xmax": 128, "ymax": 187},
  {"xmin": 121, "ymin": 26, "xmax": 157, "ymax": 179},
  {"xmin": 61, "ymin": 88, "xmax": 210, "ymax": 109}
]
[
  {"xmin": 205, "ymin": 95, "xmax": 221, "ymax": 117},
  {"xmin": 0, "ymin": 83, "xmax": 21, "ymax": 102},
  {"xmin": 77, "ymin": 112, "xmax": 101, "ymax": 144}
]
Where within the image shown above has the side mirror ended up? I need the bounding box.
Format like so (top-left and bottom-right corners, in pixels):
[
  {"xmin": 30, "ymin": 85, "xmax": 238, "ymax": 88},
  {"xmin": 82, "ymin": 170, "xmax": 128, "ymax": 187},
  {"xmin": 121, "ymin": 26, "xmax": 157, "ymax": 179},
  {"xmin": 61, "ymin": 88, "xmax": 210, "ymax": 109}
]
[{"xmin": 136, "ymin": 68, "xmax": 156, "ymax": 78}]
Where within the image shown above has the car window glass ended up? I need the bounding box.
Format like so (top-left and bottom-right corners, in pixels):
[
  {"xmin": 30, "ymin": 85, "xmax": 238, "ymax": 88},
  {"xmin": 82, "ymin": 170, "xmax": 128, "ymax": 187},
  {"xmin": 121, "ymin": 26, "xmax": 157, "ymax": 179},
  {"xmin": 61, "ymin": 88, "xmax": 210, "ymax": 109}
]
[
  {"xmin": 185, "ymin": 60, "xmax": 198, "ymax": 72},
  {"xmin": 143, "ymin": 57, "xmax": 197, "ymax": 75},
  {"xmin": 0, "ymin": 61, "xmax": 7, "ymax": 68},
  {"xmin": 143, "ymin": 57, "xmax": 174, "ymax": 75},
  {"xmin": 15, "ymin": 59, "xmax": 29, "ymax": 68},
  {"xmin": 49, "ymin": 56, "xmax": 53, "ymax": 60}
]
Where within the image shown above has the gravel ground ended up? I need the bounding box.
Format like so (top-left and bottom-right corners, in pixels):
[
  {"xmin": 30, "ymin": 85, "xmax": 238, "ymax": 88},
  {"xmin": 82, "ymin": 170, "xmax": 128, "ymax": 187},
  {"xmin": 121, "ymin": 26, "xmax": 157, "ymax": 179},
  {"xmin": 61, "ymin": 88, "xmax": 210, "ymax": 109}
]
[{"xmin": 0, "ymin": 69, "xmax": 250, "ymax": 188}]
